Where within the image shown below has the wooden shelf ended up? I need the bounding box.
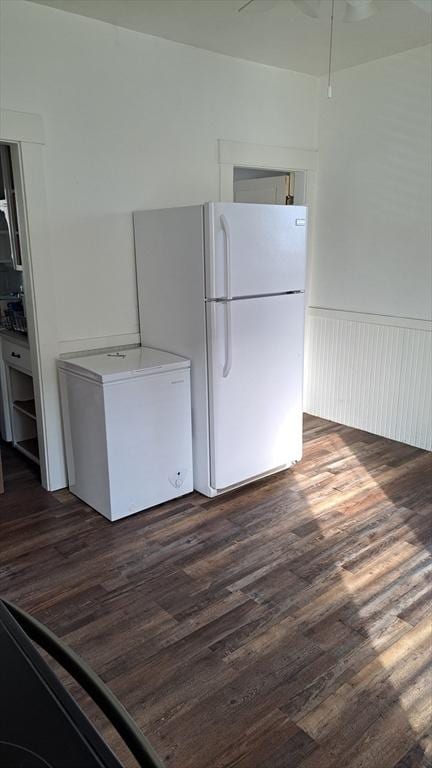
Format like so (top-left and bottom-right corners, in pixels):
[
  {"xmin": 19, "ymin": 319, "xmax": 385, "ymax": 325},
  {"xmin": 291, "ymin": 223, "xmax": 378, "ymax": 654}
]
[
  {"xmin": 13, "ymin": 399, "xmax": 36, "ymax": 420},
  {"xmin": 6, "ymin": 356, "xmax": 39, "ymax": 467},
  {"xmin": 16, "ymin": 438, "xmax": 40, "ymax": 465}
]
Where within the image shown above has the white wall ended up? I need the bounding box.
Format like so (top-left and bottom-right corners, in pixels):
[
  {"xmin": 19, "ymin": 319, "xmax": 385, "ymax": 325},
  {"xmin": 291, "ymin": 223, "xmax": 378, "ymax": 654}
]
[
  {"xmin": 310, "ymin": 45, "xmax": 431, "ymax": 320},
  {"xmin": 306, "ymin": 45, "xmax": 432, "ymax": 450},
  {"xmin": 0, "ymin": 0, "xmax": 318, "ymax": 351}
]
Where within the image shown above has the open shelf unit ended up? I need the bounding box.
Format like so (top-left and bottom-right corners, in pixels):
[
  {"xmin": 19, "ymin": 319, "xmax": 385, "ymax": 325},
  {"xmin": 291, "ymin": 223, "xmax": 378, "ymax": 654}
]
[
  {"xmin": 8, "ymin": 365, "xmax": 40, "ymax": 465},
  {"xmin": 13, "ymin": 398, "xmax": 36, "ymax": 420},
  {"xmin": 16, "ymin": 437, "xmax": 40, "ymax": 464}
]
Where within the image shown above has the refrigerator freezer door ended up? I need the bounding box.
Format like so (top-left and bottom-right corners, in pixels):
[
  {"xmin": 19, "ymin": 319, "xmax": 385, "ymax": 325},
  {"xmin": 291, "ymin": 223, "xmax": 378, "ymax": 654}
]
[
  {"xmin": 206, "ymin": 293, "xmax": 304, "ymax": 490},
  {"xmin": 205, "ymin": 202, "xmax": 306, "ymax": 299}
]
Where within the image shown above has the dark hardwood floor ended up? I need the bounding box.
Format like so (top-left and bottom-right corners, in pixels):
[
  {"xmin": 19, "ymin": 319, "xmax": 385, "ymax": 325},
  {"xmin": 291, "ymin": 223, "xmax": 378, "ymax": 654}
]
[{"xmin": 0, "ymin": 415, "xmax": 431, "ymax": 768}]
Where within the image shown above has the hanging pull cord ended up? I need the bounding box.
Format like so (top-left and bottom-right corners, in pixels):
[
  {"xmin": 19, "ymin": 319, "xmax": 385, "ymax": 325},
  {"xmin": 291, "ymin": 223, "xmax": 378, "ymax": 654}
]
[{"xmin": 328, "ymin": 0, "xmax": 335, "ymax": 98}]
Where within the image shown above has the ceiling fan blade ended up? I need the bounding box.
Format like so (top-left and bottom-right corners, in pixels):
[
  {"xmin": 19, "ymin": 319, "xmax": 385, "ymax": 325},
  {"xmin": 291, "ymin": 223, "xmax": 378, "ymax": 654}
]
[
  {"xmin": 238, "ymin": 0, "xmax": 278, "ymax": 12},
  {"xmin": 343, "ymin": 0, "xmax": 377, "ymax": 22},
  {"xmin": 410, "ymin": 0, "xmax": 432, "ymax": 12},
  {"xmin": 292, "ymin": 0, "xmax": 322, "ymax": 18}
]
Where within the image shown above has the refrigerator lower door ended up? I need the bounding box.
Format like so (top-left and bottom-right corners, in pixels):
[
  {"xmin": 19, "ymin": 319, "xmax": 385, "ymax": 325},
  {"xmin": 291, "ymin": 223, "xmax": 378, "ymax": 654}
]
[{"xmin": 207, "ymin": 293, "xmax": 304, "ymax": 491}]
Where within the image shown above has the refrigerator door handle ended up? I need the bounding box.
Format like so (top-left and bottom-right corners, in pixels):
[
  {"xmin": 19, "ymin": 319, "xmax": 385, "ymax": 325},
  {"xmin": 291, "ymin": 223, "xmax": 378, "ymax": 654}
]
[
  {"xmin": 220, "ymin": 214, "xmax": 232, "ymax": 300},
  {"xmin": 222, "ymin": 301, "xmax": 232, "ymax": 378}
]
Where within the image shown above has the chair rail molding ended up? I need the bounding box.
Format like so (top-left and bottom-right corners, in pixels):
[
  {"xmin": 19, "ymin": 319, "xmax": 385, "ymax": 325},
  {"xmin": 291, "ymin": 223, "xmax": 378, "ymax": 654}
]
[{"xmin": 59, "ymin": 332, "xmax": 141, "ymax": 356}]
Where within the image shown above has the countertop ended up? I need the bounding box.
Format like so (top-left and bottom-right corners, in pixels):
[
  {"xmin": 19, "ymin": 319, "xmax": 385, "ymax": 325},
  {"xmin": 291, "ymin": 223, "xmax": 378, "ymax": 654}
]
[{"xmin": 0, "ymin": 329, "xmax": 29, "ymax": 347}]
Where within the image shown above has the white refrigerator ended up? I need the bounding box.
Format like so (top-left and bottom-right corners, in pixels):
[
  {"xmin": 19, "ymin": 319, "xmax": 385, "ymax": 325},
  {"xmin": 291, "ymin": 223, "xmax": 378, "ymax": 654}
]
[{"xmin": 134, "ymin": 202, "xmax": 307, "ymax": 498}]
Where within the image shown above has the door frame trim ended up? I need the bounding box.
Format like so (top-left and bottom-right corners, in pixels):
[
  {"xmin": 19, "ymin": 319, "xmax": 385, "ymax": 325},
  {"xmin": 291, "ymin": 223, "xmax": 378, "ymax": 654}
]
[
  {"xmin": 1, "ymin": 108, "xmax": 66, "ymax": 490},
  {"xmin": 218, "ymin": 139, "xmax": 317, "ymax": 203}
]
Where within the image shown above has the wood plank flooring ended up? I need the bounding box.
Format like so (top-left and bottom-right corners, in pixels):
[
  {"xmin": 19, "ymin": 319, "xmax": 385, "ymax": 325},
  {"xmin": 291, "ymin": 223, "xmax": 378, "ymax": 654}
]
[{"xmin": 0, "ymin": 415, "xmax": 431, "ymax": 767}]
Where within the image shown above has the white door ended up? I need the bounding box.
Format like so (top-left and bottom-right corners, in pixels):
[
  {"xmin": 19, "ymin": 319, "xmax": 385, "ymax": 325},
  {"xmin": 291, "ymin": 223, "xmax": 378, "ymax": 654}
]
[
  {"xmin": 205, "ymin": 202, "xmax": 306, "ymax": 299},
  {"xmin": 206, "ymin": 292, "xmax": 304, "ymax": 490},
  {"xmin": 234, "ymin": 175, "xmax": 291, "ymax": 205}
]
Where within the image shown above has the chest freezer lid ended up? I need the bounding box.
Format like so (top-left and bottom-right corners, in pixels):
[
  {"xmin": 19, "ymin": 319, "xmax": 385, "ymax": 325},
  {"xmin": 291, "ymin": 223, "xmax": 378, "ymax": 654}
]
[{"xmin": 57, "ymin": 346, "xmax": 190, "ymax": 383}]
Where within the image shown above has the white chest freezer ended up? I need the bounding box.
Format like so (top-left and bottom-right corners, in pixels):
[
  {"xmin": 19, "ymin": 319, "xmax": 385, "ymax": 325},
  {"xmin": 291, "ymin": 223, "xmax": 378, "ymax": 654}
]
[{"xmin": 57, "ymin": 347, "xmax": 193, "ymax": 522}]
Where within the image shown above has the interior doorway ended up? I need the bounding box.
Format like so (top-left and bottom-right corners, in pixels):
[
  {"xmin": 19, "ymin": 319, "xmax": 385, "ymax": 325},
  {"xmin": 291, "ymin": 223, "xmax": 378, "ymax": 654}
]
[
  {"xmin": 233, "ymin": 167, "xmax": 306, "ymax": 206},
  {"xmin": 0, "ymin": 142, "xmax": 43, "ymax": 490},
  {"xmin": 0, "ymin": 109, "xmax": 67, "ymax": 494}
]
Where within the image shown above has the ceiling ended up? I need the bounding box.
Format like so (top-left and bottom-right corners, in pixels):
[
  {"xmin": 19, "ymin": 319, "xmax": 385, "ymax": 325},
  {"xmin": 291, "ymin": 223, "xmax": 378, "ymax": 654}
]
[{"xmin": 29, "ymin": 0, "xmax": 432, "ymax": 76}]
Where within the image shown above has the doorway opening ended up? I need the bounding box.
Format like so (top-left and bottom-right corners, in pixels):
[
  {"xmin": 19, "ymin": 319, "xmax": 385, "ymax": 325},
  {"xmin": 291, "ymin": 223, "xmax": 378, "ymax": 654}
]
[
  {"xmin": 233, "ymin": 167, "xmax": 306, "ymax": 206},
  {"xmin": 0, "ymin": 142, "xmax": 42, "ymax": 492}
]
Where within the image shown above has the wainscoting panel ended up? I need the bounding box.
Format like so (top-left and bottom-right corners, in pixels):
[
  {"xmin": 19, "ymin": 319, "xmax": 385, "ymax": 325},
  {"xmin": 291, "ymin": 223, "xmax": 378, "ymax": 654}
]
[{"xmin": 304, "ymin": 308, "xmax": 432, "ymax": 451}]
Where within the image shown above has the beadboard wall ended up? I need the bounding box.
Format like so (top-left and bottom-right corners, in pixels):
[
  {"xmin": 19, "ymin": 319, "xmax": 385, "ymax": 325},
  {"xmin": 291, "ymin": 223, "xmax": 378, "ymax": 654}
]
[{"xmin": 304, "ymin": 308, "xmax": 432, "ymax": 451}]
